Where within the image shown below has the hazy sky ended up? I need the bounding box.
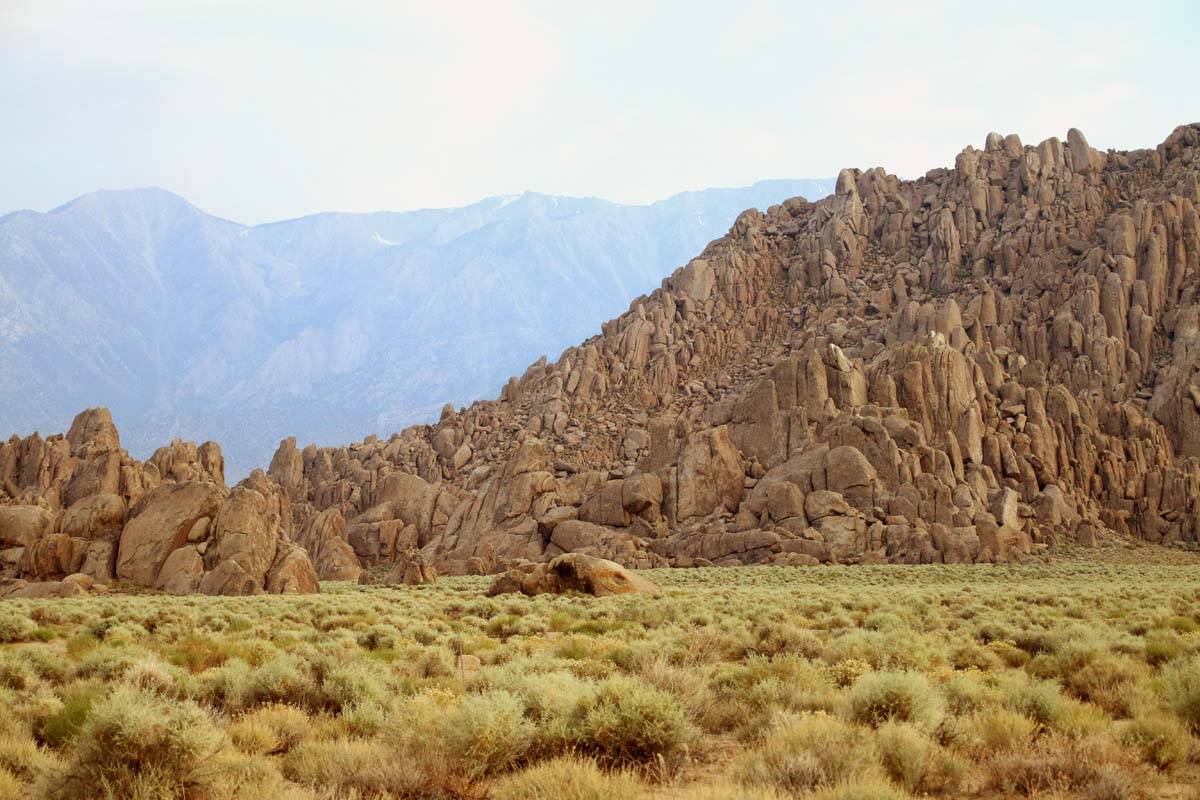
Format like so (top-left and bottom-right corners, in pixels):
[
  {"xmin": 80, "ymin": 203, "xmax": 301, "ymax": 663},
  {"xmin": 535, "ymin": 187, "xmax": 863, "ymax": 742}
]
[{"xmin": 2, "ymin": 1, "xmax": 1196, "ymax": 224}]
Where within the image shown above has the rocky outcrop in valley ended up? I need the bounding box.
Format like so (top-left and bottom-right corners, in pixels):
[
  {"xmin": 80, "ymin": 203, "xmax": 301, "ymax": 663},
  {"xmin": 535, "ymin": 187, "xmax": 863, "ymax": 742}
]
[{"xmin": 5, "ymin": 124, "xmax": 1200, "ymax": 591}]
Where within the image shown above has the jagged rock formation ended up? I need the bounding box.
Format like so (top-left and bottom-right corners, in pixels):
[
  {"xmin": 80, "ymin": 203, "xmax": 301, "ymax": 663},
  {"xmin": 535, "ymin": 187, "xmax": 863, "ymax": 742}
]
[
  {"xmin": 258, "ymin": 124, "xmax": 1200, "ymax": 574},
  {"xmin": 380, "ymin": 548, "xmax": 438, "ymax": 586},
  {"xmin": 5, "ymin": 125, "xmax": 1199, "ymax": 589},
  {"xmin": 0, "ymin": 408, "xmax": 318, "ymax": 595}
]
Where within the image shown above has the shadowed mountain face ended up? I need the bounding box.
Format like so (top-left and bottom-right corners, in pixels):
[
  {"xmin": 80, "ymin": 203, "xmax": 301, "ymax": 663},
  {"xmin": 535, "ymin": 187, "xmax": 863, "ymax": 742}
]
[{"xmin": 0, "ymin": 180, "xmax": 834, "ymax": 477}]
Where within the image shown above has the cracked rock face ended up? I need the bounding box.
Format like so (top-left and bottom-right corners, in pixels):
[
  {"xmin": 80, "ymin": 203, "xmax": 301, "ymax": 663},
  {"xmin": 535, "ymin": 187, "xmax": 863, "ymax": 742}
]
[{"xmin": 5, "ymin": 124, "xmax": 1200, "ymax": 588}]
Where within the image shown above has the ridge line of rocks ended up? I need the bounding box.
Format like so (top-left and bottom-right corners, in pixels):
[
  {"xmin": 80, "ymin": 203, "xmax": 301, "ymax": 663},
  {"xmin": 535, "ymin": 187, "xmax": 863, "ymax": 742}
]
[{"xmin": 3, "ymin": 123, "xmax": 1199, "ymax": 595}]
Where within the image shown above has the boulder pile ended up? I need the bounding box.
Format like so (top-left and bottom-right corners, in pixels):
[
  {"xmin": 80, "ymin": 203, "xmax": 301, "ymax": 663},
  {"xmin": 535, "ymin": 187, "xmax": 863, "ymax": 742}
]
[
  {"xmin": 0, "ymin": 408, "xmax": 318, "ymax": 595},
  {"xmin": 5, "ymin": 124, "xmax": 1200, "ymax": 590},
  {"xmin": 250, "ymin": 124, "xmax": 1200, "ymax": 573}
]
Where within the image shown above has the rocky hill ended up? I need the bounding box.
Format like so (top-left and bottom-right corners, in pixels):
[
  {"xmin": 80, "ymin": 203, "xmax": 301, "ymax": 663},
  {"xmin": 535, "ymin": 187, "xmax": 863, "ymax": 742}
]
[{"xmin": 2, "ymin": 124, "xmax": 1198, "ymax": 595}]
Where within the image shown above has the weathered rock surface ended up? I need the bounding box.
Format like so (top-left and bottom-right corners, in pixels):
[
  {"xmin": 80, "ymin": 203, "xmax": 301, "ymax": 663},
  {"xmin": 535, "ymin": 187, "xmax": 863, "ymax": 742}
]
[
  {"xmin": 294, "ymin": 508, "xmax": 362, "ymax": 582},
  {"xmin": 248, "ymin": 124, "xmax": 1200, "ymax": 572},
  {"xmin": 6, "ymin": 124, "xmax": 1200, "ymax": 585},
  {"xmin": 380, "ymin": 548, "xmax": 438, "ymax": 585},
  {"xmin": 0, "ymin": 409, "xmax": 318, "ymax": 595},
  {"xmin": 488, "ymin": 553, "xmax": 662, "ymax": 597}
]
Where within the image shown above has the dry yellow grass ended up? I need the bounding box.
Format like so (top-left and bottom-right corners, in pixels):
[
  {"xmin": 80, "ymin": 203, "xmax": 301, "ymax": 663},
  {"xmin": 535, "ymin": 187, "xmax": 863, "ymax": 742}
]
[{"xmin": 0, "ymin": 554, "xmax": 1198, "ymax": 798}]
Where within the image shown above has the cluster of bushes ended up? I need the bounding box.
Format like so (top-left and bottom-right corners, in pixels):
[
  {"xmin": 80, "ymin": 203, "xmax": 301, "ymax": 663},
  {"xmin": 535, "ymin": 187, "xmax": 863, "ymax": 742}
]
[{"xmin": 0, "ymin": 561, "xmax": 1195, "ymax": 797}]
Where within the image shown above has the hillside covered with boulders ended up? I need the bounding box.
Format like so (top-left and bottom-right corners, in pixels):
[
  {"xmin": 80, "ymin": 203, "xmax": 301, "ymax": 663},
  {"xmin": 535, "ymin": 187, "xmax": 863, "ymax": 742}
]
[{"xmin": 3, "ymin": 123, "xmax": 1199, "ymax": 596}]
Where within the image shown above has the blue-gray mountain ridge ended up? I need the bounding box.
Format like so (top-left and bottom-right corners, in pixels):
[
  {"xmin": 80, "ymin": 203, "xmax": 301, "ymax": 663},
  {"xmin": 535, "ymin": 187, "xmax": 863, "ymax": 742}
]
[{"xmin": 0, "ymin": 179, "xmax": 835, "ymax": 477}]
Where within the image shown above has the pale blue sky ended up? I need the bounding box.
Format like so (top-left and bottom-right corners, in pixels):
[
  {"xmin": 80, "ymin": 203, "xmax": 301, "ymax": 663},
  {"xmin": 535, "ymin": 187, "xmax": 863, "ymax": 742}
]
[{"xmin": 1, "ymin": 1, "xmax": 1196, "ymax": 224}]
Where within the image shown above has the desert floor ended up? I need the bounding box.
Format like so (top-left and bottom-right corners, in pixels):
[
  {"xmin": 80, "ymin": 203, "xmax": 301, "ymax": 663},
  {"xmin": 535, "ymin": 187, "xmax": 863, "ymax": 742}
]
[{"xmin": 1, "ymin": 544, "xmax": 1199, "ymax": 799}]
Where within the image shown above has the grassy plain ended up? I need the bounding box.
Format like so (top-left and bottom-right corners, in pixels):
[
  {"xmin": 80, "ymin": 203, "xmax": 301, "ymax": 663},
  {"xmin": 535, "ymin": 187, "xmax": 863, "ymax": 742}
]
[{"xmin": 0, "ymin": 545, "xmax": 1198, "ymax": 799}]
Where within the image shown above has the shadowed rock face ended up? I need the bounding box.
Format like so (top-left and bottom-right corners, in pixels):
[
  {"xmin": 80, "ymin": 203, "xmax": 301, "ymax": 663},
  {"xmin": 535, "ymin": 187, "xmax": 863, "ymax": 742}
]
[{"xmin": 5, "ymin": 125, "xmax": 1200, "ymax": 590}]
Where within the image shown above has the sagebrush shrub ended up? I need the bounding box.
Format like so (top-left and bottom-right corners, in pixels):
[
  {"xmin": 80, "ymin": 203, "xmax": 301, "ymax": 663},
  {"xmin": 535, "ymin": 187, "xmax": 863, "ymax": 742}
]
[
  {"xmin": 847, "ymin": 671, "xmax": 944, "ymax": 732},
  {"xmin": 811, "ymin": 778, "xmax": 911, "ymax": 800},
  {"xmin": 0, "ymin": 732, "xmax": 57, "ymax": 782},
  {"xmin": 0, "ymin": 560, "xmax": 1194, "ymax": 798},
  {"xmin": 441, "ymin": 690, "xmax": 532, "ymax": 778},
  {"xmin": 282, "ymin": 737, "xmax": 421, "ymax": 795},
  {"xmin": 1121, "ymin": 713, "xmax": 1191, "ymax": 770},
  {"xmin": 1160, "ymin": 653, "xmax": 1200, "ymax": 732},
  {"xmin": 491, "ymin": 756, "xmax": 647, "ymax": 800},
  {"xmin": 875, "ymin": 721, "xmax": 929, "ymax": 791},
  {"xmin": 36, "ymin": 686, "xmax": 224, "ymax": 800},
  {"xmin": 0, "ymin": 615, "xmax": 36, "ymax": 644},
  {"xmin": 574, "ymin": 675, "xmax": 693, "ymax": 767},
  {"xmin": 962, "ymin": 708, "xmax": 1037, "ymax": 755},
  {"xmin": 736, "ymin": 712, "xmax": 878, "ymax": 794},
  {"xmin": 0, "ymin": 766, "xmax": 24, "ymax": 800},
  {"xmin": 34, "ymin": 685, "xmax": 100, "ymax": 749}
]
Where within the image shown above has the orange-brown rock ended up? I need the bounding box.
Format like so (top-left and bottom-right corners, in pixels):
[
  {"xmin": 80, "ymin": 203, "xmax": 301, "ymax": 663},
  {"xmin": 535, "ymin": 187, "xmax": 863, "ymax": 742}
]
[
  {"xmin": 0, "ymin": 409, "xmax": 318, "ymax": 595},
  {"xmin": 487, "ymin": 553, "xmax": 662, "ymax": 597},
  {"xmin": 295, "ymin": 508, "xmax": 362, "ymax": 582},
  {"xmin": 8, "ymin": 124, "xmax": 1200, "ymax": 579},
  {"xmin": 381, "ymin": 547, "xmax": 438, "ymax": 585}
]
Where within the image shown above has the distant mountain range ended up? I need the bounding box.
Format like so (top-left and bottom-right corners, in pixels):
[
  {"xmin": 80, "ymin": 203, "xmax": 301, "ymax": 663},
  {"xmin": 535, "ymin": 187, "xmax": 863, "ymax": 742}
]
[{"xmin": 0, "ymin": 179, "xmax": 835, "ymax": 477}]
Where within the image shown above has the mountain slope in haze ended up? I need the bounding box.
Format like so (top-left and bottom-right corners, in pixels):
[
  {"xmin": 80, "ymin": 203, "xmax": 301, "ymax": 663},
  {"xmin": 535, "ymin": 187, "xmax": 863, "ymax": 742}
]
[{"xmin": 0, "ymin": 179, "xmax": 835, "ymax": 476}]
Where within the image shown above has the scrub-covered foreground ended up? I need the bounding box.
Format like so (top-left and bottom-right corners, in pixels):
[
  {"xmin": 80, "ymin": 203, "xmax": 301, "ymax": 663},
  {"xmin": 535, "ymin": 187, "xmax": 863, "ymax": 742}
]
[{"xmin": 1, "ymin": 554, "xmax": 1199, "ymax": 799}]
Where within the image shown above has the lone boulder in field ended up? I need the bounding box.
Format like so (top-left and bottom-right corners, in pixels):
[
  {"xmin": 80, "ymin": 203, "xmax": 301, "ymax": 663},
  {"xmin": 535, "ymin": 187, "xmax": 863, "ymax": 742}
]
[{"xmin": 488, "ymin": 553, "xmax": 661, "ymax": 598}]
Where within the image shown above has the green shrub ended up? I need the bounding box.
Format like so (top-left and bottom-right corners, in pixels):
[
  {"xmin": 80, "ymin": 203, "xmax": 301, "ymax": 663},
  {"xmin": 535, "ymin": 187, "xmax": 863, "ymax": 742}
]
[
  {"xmin": 206, "ymin": 750, "xmax": 286, "ymax": 797},
  {"xmin": 282, "ymin": 737, "xmax": 424, "ymax": 795},
  {"xmin": 0, "ymin": 732, "xmax": 57, "ymax": 782},
  {"xmin": 36, "ymin": 686, "xmax": 224, "ymax": 800},
  {"xmin": 950, "ymin": 642, "xmax": 1002, "ymax": 671},
  {"xmin": 847, "ymin": 672, "xmax": 944, "ymax": 732},
  {"xmin": 34, "ymin": 686, "xmax": 100, "ymax": 749},
  {"xmin": 669, "ymin": 784, "xmax": 785, "ymax": 800},
  {"xmin": 875, "ymin": 721, "xmax": 929, "ymax": 792},
  {"xmin": 941, "ymin": 671, "xmax": 996, "ymax": 715},
  {"xmin": 811, "ymin": 778, "xmax": 911, "ymax": 800},
  {"xmin": 0, "ymin": 766, "xmax": 25, "ymax": 800},
  {"xmin": 1142, "ymin": 630, "xmax": 1183, "ymax": 666},
  {"xmin": 987, "ymin": 640, "xmax": 1031, "ymax": 668},
  {"xmin": 0, "ymin": 615, "xmax": 36, "ymax": 644},
  {"xmin": 574, "ymin": 675, "xmax": 693, "ymax": 767},
  {"xmin": 228, "ymin": 704, "xmax": 309, "ymax": 755},
  {"xmin": 1160, "ymin": 653, "xmax": 1200, "ymax": 732},
  {"xmin": 998, "ymin": 675, "xmax": 1063, "ymax": 726},
  {"xmin": 962, "ymin": 709, "xmax": 1036, "ymax": 755},
  {"xmin": 1048, "ymin": 696, "xmax": 1110, "ymax": 738},
  {"xmin": 986, "ymin": 735, "xmax": 1124, "ymax": 797},
  {"xmin": 0, "ymin": 655, "xmax": 37, "ymax": 691},
  {"xmin": 121, "ymin": 658, "xmax": 185, "ymax": 698},
  {"xmin": 485, "ymin": 667, "xmax": 598, "ymax": 754},
  {"xmin": 1121, "ymin": 713, "xmax": 1191, "ymax": 770},
  {"xmin": 441, "ymin": 690, "xmax": 532, "ymax": 778},
  {"xmin": 826, "ymin": 658, "xmax": 869, "ymax": 688},
  {"xmin": 1060, "ymin": 650, "xmax": 1146, "ymax": 716},
  {"xmin": 753, "ymin": 623, "xmax": 824, "ymax": 659},
  {"xmin": 736, "ymin": 712, "xmax": 878, "ymax": 794},
  {"xmin": 491, "ymin": 756, "xmax": 648, "ymax": 800},
  {"xmin": 315, "ymin": 659, "xmax": 388, "ymax": 711}
]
